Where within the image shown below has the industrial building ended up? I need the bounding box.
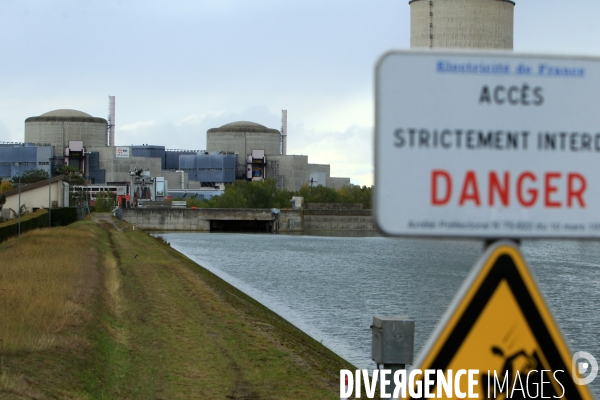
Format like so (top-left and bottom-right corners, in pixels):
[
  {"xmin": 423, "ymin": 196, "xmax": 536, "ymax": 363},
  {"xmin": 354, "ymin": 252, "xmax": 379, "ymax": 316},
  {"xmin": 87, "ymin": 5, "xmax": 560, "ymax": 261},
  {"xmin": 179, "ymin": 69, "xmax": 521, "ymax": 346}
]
[
  {"xmin": 16, "ymin": 104, "xmax": 202, "ymax": 193},
  {"xmin": 83, "ymin": 145, "xmax": 194, "ymax": 189},
  {"xmin": 25, "ymin": 109, "xmax": 108, "ymax": 172},
  {"xmin": 178, "ymin": 153, "xmax": 237, "ymax": 187},
  {"xmin": 206, "ymin": 118, "xmax": 350, "ymax": 192},
  {"xmin": 207, "ymin": 121, "xmax": 280, "ymax": 177},
  {"xmin": 410, "ymin": 0, "xmax": 514, "ymax": 49},
  {"xmin": 4, "ymin": 101, "xmax": 350, "ymax": 203},
  {"xmin": 0, "ymin": 143, "xmax": 54, "ymax": 179},
  {"xmin": 130, "ymin": 145, "xmax": 198, "ymax": 171}
]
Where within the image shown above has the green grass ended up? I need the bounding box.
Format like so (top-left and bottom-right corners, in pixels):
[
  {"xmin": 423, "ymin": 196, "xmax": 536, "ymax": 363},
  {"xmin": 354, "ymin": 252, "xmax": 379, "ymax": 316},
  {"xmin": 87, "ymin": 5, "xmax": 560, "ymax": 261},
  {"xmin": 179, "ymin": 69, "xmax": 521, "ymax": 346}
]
[{"xmin": 0, "ymin": 215, "xmax": 361, "ymax": 399}]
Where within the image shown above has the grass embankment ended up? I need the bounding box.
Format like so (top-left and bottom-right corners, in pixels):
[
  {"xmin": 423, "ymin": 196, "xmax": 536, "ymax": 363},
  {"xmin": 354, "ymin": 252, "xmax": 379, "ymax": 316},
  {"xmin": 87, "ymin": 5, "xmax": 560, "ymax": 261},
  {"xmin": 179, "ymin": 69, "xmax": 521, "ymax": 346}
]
[{"xmin": 0, "ymin": 215, "xmax": 356, "ymax": 399}]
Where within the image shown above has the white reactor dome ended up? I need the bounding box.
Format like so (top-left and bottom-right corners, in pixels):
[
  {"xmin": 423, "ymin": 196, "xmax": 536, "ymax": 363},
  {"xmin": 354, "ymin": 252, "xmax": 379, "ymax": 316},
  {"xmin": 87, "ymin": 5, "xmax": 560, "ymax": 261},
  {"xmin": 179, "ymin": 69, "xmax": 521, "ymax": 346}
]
[
  {"xmin": 410, "ymin": 0, "xmax": 514, "ymax": 49},
  {"xmin": 25, "ymin": 109, "xmax": 108, "ymax": 157},
  {"xmin": 207, "ymin": 120, "xmax": 282, "ymax": 179},
  {"xmin": 207, "ymin": 121, "xmax": 281, "ymax": 156}
]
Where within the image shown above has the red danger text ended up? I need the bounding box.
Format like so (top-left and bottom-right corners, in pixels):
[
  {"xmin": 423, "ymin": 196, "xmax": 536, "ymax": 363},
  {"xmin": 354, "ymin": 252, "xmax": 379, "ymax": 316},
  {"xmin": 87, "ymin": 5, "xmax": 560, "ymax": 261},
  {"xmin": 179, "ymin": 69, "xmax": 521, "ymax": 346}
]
[{"xmin": 431, "ymin": 170, "xmax": 586, "ymax": 208}]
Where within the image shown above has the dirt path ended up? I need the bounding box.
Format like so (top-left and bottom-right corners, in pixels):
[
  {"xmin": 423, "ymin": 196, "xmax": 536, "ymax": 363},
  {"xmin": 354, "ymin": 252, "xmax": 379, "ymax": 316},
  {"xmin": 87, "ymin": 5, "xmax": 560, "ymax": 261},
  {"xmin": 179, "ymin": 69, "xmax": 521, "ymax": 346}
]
[
  {"xmin": 92, "ymin": 212, "xmax": 123, "ymax": 232},
  {"xmin": 97, "ymin": 215, "xmax": 350, "ymax": 399}
]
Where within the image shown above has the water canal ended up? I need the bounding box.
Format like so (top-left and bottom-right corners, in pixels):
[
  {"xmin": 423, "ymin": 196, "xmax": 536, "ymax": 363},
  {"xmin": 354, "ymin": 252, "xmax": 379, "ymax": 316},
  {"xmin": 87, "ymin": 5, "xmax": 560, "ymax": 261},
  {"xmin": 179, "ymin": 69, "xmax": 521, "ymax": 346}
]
[{"xmin": 159, "ymin": 232, "xmax": 600, "ymax": 395}]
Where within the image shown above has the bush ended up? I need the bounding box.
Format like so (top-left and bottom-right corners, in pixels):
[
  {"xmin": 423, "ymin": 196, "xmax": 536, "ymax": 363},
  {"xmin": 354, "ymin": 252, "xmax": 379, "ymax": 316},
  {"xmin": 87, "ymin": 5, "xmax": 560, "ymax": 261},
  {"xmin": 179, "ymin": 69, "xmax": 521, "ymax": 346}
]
[
  {"xmin": 12, "ymin": 169, "xmax": 49, "ymax": 185},
  {"xmin": 95, "ymin": 192, "xmax": 116, "ymax": 212},
  {"xmin": 184, "ymin": 179, "xmax": 373, "ymax": 210},
  {"xmin": 0, "ymin": 181, "xmax": 13, "ymax": 193},
  {"xmin": 0, "ymin": 209, "xmax": 48, "ymax": 242},
  {"xmin": 154, "ymin": 235, "xmax": 171, "ymax": 247},
  {"xmin": 186, "ymin": 197, "xmax": 204, "ymax": 208},
  {"xmin": 0, "ymin": 207, "xmax": 79, "ymax": 242},
  {"xmin": 50, "ymin": 208, "xmax": 78, "ymax": 227},
  {"xmin": 298, "ymin": 183, "xmax": 372, "ymax": 209}
]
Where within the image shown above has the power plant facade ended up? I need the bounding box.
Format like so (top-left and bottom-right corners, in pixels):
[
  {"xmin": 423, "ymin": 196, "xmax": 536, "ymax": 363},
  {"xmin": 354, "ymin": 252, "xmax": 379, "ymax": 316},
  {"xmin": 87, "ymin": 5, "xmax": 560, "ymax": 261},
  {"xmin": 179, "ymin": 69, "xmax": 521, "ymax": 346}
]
[
  {"xmin": 4, "ymin": 105, "xmax": 350, "ymax": 197},
  {"xmin": 207, "ymin": 121, "xmax": 281, "ymax": 178},
  {"xmin": 410, "ymin": 0, "xmax": 514, "ymax": 49},
  {"xmin": 179, "ymin": 153, "xmax": 237, "ymax": 185},
  {"xmin": 0, "ymin": 143, "xmax": 54, "ymax": 179},
  {"xmin": 206, "ymin": 119, "xmax": 350, "ymax": 192},
  {"xmin": 24, "ymin": 109, "xmax": 108, "ymax": 159}
]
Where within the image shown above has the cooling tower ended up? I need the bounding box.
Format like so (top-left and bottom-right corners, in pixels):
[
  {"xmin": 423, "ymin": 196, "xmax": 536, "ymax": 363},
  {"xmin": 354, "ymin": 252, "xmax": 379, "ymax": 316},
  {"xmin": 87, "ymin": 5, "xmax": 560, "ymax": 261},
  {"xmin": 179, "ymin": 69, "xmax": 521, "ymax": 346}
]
[{"xmin": 410, "ymin": 0, "xmax": 514, "ymax": 49}]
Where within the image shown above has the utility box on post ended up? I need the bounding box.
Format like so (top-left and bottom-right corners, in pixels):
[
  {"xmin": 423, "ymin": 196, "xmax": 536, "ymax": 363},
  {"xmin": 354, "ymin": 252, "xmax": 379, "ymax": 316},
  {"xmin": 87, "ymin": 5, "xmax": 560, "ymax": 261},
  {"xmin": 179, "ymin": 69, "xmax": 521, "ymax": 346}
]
[{"xmin": 371, "ymin": 316, "xmax": 414, "ymax": 366}]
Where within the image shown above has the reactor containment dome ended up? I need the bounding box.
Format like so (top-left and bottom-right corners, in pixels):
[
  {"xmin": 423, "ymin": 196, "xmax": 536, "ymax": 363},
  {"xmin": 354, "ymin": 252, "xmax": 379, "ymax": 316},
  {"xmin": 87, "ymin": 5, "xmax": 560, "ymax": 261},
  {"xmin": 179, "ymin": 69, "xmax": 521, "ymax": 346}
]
[
  {"xmin": 207, "ymin": 121, "xmax": 282, "ymax": 179},
  {"xmin": 25, "ymin": 109, "xmax": 108, "ymax": 158},
  {"xmin": 207, "ymin": 121, "xmax": 281, "ymax": 153}
]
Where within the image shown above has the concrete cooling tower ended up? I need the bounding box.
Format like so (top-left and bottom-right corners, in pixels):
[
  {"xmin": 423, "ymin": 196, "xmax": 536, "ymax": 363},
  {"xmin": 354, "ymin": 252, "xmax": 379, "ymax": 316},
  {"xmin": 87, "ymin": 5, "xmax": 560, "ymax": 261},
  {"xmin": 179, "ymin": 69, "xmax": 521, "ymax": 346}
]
[{"xmin": 410, "ymin": 0, "xmax": 514, "ymax": 49}]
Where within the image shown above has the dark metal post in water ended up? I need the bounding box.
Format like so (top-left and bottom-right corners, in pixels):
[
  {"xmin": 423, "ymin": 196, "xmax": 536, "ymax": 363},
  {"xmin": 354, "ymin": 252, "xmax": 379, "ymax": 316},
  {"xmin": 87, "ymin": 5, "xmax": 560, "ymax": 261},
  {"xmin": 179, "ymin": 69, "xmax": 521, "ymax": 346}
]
[{"xmin": 371, "ymin": 316, "xmax": 414, "ymax": 397}]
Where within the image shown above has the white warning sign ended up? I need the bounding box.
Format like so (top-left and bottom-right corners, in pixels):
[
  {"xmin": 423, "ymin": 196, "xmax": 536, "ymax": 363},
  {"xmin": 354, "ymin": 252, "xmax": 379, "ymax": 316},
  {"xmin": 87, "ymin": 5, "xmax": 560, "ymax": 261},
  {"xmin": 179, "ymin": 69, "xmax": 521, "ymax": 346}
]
[{"xmin": 375, "ymin": 51, "xmax": 600, "ymax": 238}]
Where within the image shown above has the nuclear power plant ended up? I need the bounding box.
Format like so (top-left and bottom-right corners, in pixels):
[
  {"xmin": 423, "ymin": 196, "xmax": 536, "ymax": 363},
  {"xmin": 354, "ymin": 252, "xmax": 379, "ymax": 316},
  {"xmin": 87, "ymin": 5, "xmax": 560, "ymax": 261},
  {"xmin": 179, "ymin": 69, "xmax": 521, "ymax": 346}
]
[
  {"xmin": 1, "ymin": 96, "xmax": 350, "ymax": 198},
  {"xmin": 410, "ymin": 0, "xmax": 514, "ymax": 49},
  {"xmin": 1, "ymin": 1, "xmax": 516, "ymax": 200}
]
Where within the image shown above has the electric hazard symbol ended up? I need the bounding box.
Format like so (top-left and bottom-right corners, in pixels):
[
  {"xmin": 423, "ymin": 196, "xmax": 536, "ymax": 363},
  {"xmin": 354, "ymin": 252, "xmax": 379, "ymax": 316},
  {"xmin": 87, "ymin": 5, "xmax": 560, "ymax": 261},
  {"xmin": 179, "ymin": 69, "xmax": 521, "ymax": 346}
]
[{"xmin": 408, "ymin": 241, "xmax": 594, "ymax": 400}]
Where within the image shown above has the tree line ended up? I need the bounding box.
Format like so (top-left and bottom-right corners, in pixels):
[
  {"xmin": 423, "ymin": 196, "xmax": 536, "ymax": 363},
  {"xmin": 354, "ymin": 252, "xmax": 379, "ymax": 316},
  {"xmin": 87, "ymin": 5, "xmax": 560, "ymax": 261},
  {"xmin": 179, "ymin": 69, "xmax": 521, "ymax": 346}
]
[
  {"xmin": 185, "ymin": 178, "xmax": 372, "ymax": 209},
  {"xmin": 0, "ymin": 166, "xmax": 85, "ymax": 192},
  {"xmin": 0, "ymin": 169, "xmax": 372, "ymax": 211}
]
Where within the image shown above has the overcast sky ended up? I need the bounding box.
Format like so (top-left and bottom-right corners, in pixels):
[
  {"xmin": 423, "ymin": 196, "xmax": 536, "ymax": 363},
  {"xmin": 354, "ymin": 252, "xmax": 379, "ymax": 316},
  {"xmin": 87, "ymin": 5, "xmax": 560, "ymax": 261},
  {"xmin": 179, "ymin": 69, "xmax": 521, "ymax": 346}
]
[{"xmin": 2, "ymin": 1, "xmax": 600, "ymax": 186}]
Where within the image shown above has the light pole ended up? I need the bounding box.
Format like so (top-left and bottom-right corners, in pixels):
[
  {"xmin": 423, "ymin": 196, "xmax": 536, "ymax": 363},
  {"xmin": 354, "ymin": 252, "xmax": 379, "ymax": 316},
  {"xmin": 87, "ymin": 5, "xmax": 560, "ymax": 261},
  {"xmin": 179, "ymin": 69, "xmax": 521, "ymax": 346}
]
[
  {"xmin": 48, "ymin": 157, "xmax": 52, "ymax": 227},
  {"xmin": 15, "ymin": 162, "xmax": 21, "ymax": 236},
  {"xmin": 84, "ymin": 152, "xmax": 93, "ymax": 214}
]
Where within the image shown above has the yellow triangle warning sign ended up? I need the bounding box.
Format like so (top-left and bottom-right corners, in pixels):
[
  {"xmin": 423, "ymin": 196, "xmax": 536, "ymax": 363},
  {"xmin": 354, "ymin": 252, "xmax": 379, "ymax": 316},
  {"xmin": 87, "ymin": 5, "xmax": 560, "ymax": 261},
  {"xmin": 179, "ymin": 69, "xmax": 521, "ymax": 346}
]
[{"xmin": 410, "ymin": 241, "xmax": 594, "ymax": 400}]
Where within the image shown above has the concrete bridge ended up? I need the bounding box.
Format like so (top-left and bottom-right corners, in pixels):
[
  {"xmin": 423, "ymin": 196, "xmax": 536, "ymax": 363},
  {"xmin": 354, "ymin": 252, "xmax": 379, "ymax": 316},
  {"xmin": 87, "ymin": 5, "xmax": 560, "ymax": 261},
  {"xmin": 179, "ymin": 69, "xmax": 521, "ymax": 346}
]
[
  {"xmin": 122, "ymin": 208, "xmax": 376, "ymax": 233},
  {"xmin": 123, "ymin": 208, "xmax": 285, "ymax": 232}
]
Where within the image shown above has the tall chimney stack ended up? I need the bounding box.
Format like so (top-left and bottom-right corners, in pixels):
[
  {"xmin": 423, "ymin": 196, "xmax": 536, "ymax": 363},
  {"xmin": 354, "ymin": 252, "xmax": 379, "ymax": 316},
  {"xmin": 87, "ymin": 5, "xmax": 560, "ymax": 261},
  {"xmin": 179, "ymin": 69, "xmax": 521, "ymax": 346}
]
[
  {"xmin": 108, "ymin": 95, "xmax": 116, "ymax": 146},
  {"xmin": 281, "ymin": 109, "xmax": 287, "ymax": 156}
]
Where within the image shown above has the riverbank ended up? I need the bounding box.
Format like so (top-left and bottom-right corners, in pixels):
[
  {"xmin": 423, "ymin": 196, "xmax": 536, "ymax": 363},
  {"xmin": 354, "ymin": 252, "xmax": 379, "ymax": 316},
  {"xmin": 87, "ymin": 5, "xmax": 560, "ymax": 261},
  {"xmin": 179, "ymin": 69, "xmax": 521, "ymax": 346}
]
[{"xmin": 0, "ymin": 214, "xmax": 357, "ymax": 399}]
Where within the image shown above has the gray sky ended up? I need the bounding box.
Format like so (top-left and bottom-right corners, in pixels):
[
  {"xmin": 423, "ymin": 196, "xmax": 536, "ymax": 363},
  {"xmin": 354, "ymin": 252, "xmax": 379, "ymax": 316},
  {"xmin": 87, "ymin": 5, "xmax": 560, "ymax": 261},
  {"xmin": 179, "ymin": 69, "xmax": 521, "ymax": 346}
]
[{"xmin": 2, "ymin": 1, "xmax": 600, "ymax": 186}]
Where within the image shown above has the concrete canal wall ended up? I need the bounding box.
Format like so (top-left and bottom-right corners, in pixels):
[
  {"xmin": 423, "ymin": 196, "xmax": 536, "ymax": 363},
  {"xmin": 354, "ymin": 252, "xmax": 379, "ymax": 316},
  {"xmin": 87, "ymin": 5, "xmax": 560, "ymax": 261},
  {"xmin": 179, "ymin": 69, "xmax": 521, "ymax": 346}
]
[
  {"xmin": 303, "ymin": 209, "xmax": 375, "ymax": 231},
  {"xmin": 123, "ymin": 208, "xmax": 377, "ymax": 232},
  {"xmin": 124, "ymin": 208, "xmax": 273, "ymax": 231}
]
